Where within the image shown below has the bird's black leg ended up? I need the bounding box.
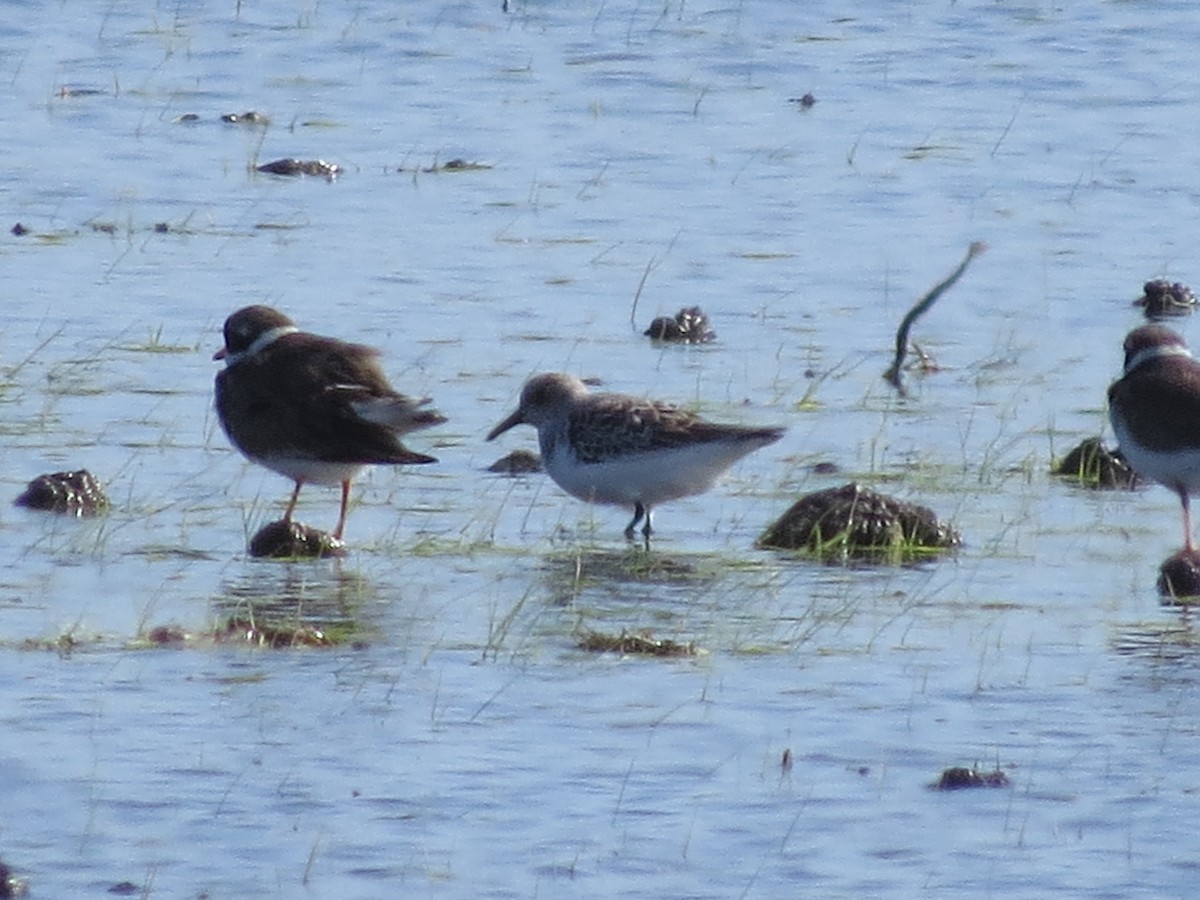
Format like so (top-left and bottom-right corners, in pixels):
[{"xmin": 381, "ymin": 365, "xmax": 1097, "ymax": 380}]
[
  {"xmin": 624, "ymin": 502, "xmax": 646, "ymax": 539},
  {"xmin": 639, "ymin": 508, "xmax": 654, "ymax": 550}
]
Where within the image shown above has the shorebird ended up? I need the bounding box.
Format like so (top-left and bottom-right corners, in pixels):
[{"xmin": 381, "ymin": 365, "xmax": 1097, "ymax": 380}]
[
  {"xmin": 1108, "ymin": 323, "xmax": 1200, "ymax": 551},
  {"xmin": 487, "ymin": 372, "xmax": 783, "ymax": 539},
  {"xmin": 214, "ymin": 305, "xmax": 444, "ymax": 540}
]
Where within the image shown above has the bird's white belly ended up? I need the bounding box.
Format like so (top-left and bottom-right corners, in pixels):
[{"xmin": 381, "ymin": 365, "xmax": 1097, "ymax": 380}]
[
  {"xmin": 1118, "ymin": 443, "xmax": 1200, "ymax": 493},
  {"xmin": 1112, "ymin": 417, "xmax": 1200, "ymax": 493},
  {"xmin": 254, "ymin": 455, "xmax": 364, "ymax": 486},
  {"xmin": 544, "ymin": 443, "xmax": 730, "ymax": 507}
]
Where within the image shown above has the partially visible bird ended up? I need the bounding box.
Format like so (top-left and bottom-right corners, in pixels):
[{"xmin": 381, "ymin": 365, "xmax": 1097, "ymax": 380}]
[{"xmin": 1108, "ymin": 323, "xmax": 1200, "ymax": 551}]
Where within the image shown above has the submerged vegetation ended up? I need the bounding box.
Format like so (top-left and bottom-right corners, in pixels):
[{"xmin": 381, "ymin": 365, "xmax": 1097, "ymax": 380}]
[
  {"xmin": 931, "ymin": 766, "xmax": 1011, "ymax": 791},
  {"xmin": 247, "ymin": 520, "xmax": 348, "ymax": 559},
  {"xmin": 758, "ymin": 482, "xmax": 959, "ymax": 561},
  {"xmin": 14, "ymin": 470, "xmax": 110, "ymax": 516},
  {"xmin": 216, "ymin": 612, "xmax": 348, "ymax": 648},
  {"xmin": 1052, "ymin": 437, "xmax": 1139, "ymax": 490},
  {"xmin": 576, "ymin": 628, "xmax": 701, "ymax": 657}
]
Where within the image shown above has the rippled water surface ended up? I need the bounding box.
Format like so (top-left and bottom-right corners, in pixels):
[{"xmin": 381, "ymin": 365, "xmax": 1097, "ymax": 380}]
[{"xmin": 4, "ymin": 2, "xmax": 1200, "ymax": 897}]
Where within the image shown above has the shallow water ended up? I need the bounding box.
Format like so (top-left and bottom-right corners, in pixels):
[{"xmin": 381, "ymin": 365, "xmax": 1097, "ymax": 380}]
[{"xmin": 3, "ymin": 1, "xmax": 1200, "ymax": 897}]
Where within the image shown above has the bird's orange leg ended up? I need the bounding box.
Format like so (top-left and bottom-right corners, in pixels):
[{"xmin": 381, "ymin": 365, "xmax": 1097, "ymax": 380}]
[
  {"xmin": 1181, "ymin": 490, "xmax": 1195, "ymax": 553},
  {"xmin": 333, "ymin": 480, "xmax": 351, "ymax": 541},
  {"xmin": 283, "ymin": 481, "xmax": 304, "ymax": 524}
]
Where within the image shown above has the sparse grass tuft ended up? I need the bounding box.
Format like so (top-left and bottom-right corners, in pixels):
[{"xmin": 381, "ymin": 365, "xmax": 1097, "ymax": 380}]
[{"xmin": 575, "ymin": 627, "xmax": 702, "ymax": 657}]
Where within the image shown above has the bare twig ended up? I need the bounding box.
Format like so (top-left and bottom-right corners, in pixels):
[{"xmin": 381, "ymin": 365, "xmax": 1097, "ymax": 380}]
[{"xmin": 884, "ymin": 241, "xmax": 987, "ymax": 392}]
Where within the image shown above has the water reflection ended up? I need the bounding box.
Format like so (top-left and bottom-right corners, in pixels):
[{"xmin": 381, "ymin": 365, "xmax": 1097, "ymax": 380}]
[
  {"xmin": 1110, "ymin": 618, "xmax": 1200, "ymax": 664},
  {"xmin": 213, "ymin": 562, "xmax": 374, "ymax": 648},
  {"xmin": 537, "ymin": 546, "xmax": 718, "ymax": 603}
]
